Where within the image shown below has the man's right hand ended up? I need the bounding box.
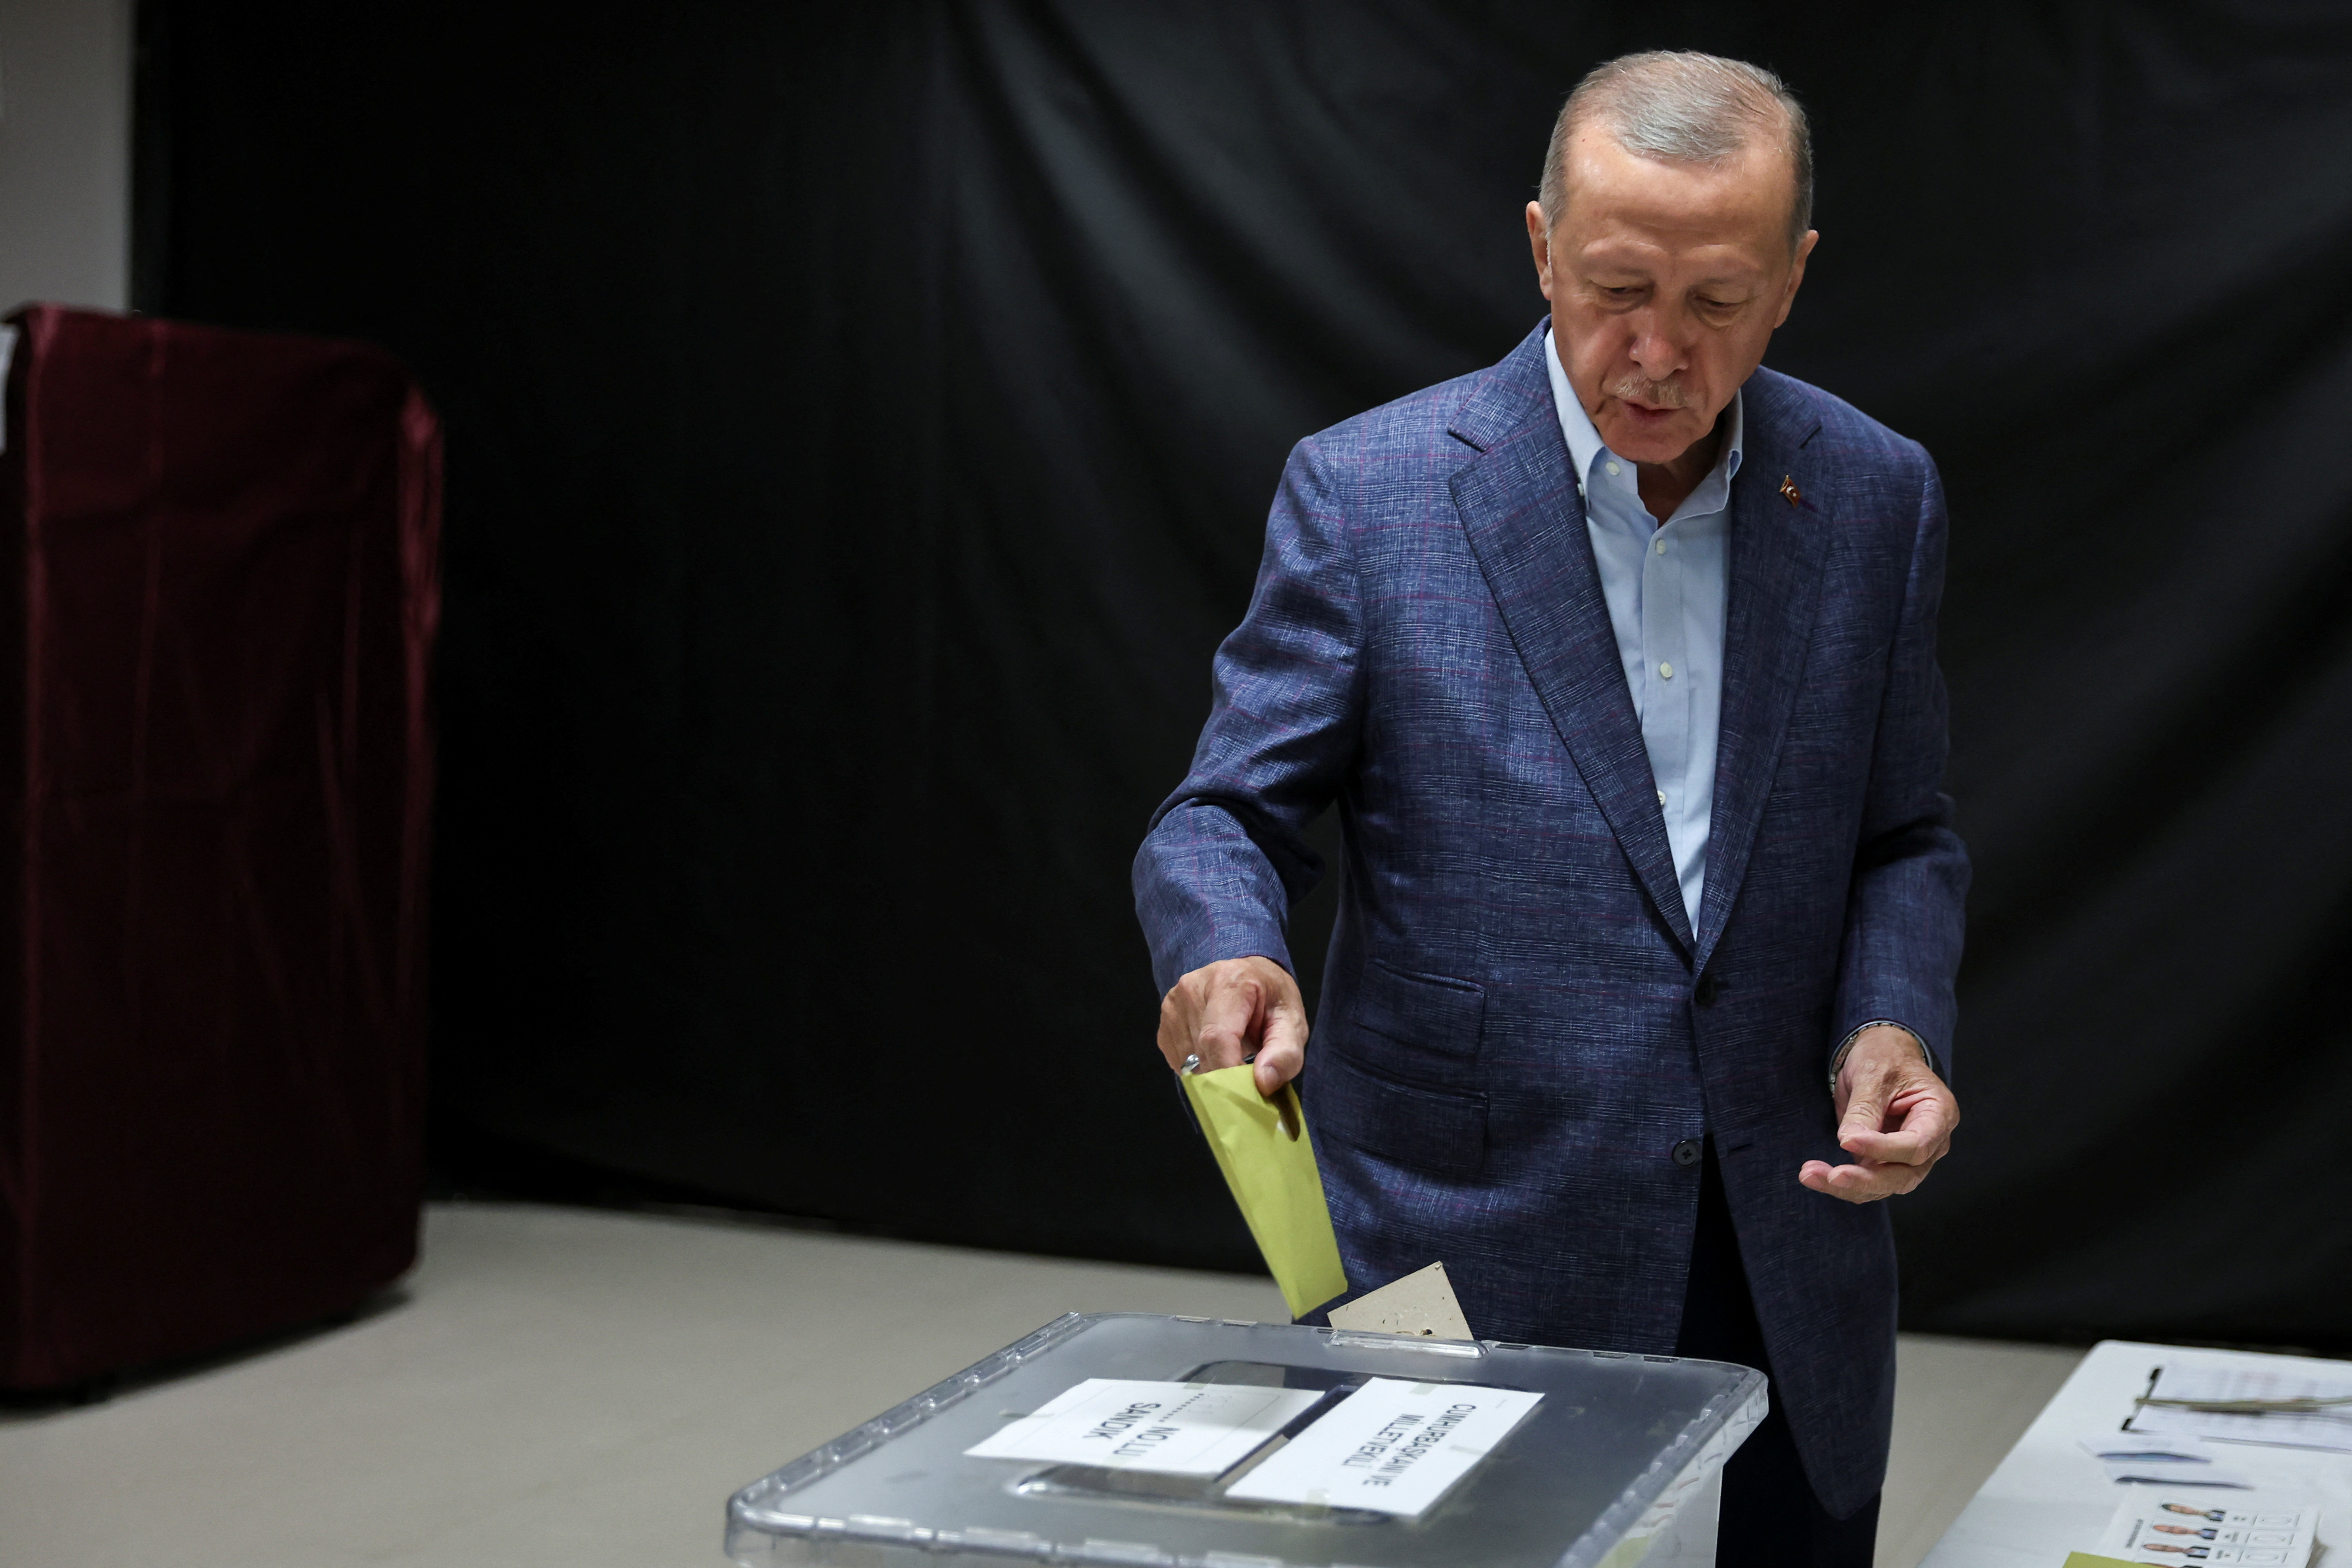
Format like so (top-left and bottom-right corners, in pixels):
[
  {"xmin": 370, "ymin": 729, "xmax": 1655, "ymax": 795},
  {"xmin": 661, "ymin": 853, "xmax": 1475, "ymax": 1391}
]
[{"xmin": 1157, "ymin": 956, "xmax": 1308, "ymax": 1099}]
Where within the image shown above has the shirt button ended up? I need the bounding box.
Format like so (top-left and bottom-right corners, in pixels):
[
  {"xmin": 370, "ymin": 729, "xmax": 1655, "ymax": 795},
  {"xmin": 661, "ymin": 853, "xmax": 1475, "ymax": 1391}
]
[
  {"xmin": 1654, "ymin": 538, "xmax": 1667, "ymax": 554},
  {"xmin": 1605, "ymin": 461, "xmax": 1621, "ymax": 476},
  {"xmin": 1655, "ymin": 787, "xmax": 1666, "ymax": 805},
  {"xmin": 1672, "ymin": 1138, "xmax": 1702, "ymax": 1168},
  {"xmin": 1659, "ymin": 661, "xmax": 1674, "ymax": 679}
]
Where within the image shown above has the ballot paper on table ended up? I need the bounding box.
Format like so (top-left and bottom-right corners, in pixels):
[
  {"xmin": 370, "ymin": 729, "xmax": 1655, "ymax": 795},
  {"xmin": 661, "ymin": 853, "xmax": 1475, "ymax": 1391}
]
[
  {"xmin": 2095, "ymin": 1495, "xmax": 2319, "ymax": 1566},
  {"xmin": 963, "ymin": 1378, "xmax": 1323, "ymax": 1475},
  {"xmin": 2126, "ymin": 1360, "xmax": 2352, "ymax": 1453},
  {"xmin": 1223, "ymin": 1376, "xmax": 1543, "ymax": 1517},
  {"xmin": 2085, "ymin": 1432, "xmax": 2221, "ymax": 1464},
  {"xmin": 2080, "ymin": 1431, "xmax": 2257, "ymax": 1488},
  {"xmin": 1180, "ymin": 1066, "xmax": 1349, "ymax": 1319},
  {"xmin": 2104, "ymin": 1462, "xmax": 2258, "ymax": 1489}
]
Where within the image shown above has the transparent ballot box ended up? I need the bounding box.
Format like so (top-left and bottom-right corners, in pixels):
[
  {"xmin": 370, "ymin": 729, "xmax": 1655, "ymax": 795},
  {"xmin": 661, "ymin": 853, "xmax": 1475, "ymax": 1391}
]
[{"xmin": 725, "ymin": 1312, "xmax": 1765, "ymax": 1568}]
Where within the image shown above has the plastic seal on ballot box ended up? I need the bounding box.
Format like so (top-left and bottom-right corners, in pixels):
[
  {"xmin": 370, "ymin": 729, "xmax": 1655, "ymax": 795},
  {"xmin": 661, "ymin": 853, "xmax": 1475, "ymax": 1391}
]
[{"xmin": 724, "ymin": 1312, "xmax": 1766, "ymax": 1568}]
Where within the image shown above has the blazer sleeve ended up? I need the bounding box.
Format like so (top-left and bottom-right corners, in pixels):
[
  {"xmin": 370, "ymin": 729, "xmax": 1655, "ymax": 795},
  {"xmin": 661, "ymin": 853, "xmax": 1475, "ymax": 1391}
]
[
  {"xmin": 1133, "ymin": 437, "xmax": 1366, "ymax": 997},
  {"xmin": 1830, "ymin": 452, "xmax": 1973, "ymax": 1079}
]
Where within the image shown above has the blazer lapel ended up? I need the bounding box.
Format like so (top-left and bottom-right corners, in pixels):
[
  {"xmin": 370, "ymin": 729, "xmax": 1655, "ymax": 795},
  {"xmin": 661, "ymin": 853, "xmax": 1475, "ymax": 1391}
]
[
  {"xmin": 1451, "ymin": 351, "xmax": 1695, "ymax": 955},
  {"xmin": 1693, "ymin": 390, "xmax": 1830, "ymax": 972}
]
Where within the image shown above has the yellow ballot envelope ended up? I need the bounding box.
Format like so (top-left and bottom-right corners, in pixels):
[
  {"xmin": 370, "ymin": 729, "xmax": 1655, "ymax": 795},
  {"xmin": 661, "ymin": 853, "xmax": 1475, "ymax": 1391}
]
[
  {"xmin": 2063, "ymin": 1556, "xmax": 2143, "ymax": 1568},
  {"xmin": 1180, "ymin": 1065, "xmax": 1349, "ymax": 1318}
]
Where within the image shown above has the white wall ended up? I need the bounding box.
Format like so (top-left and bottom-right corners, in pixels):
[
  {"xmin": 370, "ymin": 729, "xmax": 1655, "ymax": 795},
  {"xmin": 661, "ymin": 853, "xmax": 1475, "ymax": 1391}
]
[{"xmin": 0, "ymin": 0, "xmax": 132, "ymax": 313}]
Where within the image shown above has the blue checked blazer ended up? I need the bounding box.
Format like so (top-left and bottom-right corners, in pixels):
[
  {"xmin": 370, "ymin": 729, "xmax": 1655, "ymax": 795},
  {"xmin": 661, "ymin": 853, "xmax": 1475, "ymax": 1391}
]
[{"xmin": 1135, "ymin": 321, "xmax": 1969, "ymax": 1514}]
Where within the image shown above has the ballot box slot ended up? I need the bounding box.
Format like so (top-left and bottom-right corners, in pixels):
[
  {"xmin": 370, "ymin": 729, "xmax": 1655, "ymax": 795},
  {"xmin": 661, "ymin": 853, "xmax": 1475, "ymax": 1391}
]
[{"xmin": 1326, "ymin": 1331, "xmax": 1484, "ymax": 1359}]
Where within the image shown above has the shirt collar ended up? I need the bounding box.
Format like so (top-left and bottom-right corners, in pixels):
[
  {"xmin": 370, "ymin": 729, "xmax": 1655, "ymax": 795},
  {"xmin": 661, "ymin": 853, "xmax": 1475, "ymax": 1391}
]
[{"xmin": 1544, "ymin": 327, "xmax": 1744, "ymax": 515}]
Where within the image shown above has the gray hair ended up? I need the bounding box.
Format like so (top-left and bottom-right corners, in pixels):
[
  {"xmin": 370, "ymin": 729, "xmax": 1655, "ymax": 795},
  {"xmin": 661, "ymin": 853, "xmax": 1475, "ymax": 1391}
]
[{"xmin": 1538, "ymin": 51, "xmax": 1814, "ymax": 252}]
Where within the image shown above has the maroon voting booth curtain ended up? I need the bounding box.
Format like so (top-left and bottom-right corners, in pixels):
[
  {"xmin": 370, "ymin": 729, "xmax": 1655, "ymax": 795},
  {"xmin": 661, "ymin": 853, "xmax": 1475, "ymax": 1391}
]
[{"xmin": 0, "ymin": 306, "xmax": 439, "ymax": 1390}]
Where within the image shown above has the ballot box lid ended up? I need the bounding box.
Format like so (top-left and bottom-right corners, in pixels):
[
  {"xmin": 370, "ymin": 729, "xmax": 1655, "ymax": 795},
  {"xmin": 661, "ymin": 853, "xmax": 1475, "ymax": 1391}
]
[{"xmin": 725, "ymin": 1311, "xmax": 1765, "ymax": 1568}]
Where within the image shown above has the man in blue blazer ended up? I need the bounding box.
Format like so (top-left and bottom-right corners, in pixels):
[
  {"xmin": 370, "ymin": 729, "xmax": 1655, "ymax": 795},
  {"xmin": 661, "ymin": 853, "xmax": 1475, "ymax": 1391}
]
[{"xmin": 1135, "ymin": 51, "xmax": 1967, "ymax": 1568}]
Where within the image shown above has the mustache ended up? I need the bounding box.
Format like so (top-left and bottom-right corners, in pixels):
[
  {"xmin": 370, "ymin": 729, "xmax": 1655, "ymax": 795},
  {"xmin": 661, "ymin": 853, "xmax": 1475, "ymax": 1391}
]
[{"xmin": 1607, "ymin": 373, "xmax": 1690, "ymax": 410}]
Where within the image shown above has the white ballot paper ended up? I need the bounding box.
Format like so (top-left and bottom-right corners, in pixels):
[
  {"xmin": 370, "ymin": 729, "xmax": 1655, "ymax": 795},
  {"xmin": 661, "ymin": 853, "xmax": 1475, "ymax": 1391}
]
[
  {"xmin": 1224, "ymin": 1376, "xmax": 1542, "ymax": 1517},
  {"xmin": 2127, "ymin": 1359, "xmax": 2352, "ymax": 1454},
  {"xmin": 963, "ymin": 1379, "xmax": 1322, "ymax": 1475},
  {"xmin": 2096, "ymin": 1495, "xmax": 2319, "ymax": 1566}
]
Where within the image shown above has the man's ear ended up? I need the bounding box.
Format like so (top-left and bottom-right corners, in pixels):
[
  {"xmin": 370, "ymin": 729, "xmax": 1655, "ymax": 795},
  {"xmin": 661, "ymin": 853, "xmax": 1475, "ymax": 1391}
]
[
  {"xmin": 1526, "ymin": 201, "xmax": 1556, "ymax": 301},
  {"xmin": 1774, "ymin": 229, "xmax": 1819, "ymax": 327}
]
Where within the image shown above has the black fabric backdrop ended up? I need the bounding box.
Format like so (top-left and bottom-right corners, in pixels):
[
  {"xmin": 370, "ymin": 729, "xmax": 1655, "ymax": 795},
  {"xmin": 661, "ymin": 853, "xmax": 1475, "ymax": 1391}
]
[{"xmin": 134, "ymin": 0, "xmax": 2352, "ymax": 1345}]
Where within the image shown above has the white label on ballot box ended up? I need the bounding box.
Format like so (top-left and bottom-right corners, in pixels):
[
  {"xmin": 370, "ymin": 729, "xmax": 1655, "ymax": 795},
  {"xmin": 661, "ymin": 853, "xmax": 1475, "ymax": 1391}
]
[
  {"xmin": 964, "ymin": 1378, "xmax": 1322, "ymax": 1475},
  {"xmin": 1225, "ymin": 1376, "xmax": 1542, "ymax": 1518}
]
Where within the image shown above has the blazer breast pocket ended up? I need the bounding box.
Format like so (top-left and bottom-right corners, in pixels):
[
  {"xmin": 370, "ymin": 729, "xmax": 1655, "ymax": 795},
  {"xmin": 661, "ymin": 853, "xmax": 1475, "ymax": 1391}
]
[{"xmin": 1803, "ymin": 629, "xmax": 1893, "ymax": 680}]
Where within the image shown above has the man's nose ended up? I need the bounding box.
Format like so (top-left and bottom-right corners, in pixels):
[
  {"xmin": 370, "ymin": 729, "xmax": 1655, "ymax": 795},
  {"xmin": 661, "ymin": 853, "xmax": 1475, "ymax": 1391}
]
[{"xmin": 1626, "ymin": 321, "xmax": 1686, "ymax": 382}]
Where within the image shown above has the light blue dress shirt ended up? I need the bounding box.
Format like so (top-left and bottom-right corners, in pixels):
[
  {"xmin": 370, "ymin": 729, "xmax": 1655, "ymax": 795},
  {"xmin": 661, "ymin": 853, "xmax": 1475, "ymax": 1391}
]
[{"xmin": 1543, "ymin": 331, "xmax": 1741, "ymax": 935}]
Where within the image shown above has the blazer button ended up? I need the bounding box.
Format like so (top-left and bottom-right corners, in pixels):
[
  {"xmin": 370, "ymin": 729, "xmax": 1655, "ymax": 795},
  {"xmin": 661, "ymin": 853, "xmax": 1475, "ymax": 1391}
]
[
  {"xmin": 1672, "ymin": 1138, "xmax": 1702, "ymax": 1168},
  {"xmin": 1694, "ymin": 976, "xmax": 1719, "ymax": 1007}
]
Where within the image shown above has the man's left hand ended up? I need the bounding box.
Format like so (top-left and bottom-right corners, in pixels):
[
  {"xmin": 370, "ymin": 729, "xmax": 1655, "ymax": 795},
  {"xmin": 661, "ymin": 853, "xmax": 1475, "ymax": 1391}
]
[{"xmin": 1797, "ymin": 1024, "xmax": 1958, "ymax": 1203}]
